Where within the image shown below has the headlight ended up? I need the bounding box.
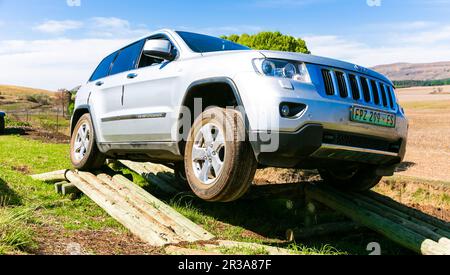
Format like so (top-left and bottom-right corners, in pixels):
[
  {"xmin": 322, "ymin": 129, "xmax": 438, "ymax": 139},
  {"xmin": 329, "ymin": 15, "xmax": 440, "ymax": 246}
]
[{"xmin": 254, "ymin": 58, "xmax": 311, "ymax": 83}]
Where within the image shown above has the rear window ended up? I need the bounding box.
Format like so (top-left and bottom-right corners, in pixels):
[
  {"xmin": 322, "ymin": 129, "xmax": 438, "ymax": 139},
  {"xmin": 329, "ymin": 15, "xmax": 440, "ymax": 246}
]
[
  {"xmin": 90, "ymin": 52, "xmax": 118, "ymax": 82},
  {"xmin": 110, "ymin": 40, "xmax": 145, "ymax": 75},
  {"xmin": 176, "ymin": 31, "xmax": 249, "ymax": 53}
]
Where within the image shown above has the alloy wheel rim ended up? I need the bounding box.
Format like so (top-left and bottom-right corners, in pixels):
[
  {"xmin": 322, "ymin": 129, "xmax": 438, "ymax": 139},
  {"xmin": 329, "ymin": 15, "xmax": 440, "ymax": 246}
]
[
  {"xmin": 73, "ymin": 123, "xmax": 91, "ymax": 162},
  {"xmin": 191, "ymin": 123, "xmax": 226, "ymax": 185}
]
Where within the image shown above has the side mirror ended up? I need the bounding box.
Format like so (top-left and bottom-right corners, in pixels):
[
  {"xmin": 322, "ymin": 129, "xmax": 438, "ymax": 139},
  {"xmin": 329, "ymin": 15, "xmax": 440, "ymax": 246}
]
[{"xmin": 143, "ymin": 39, "xmax": 175, "ymax": 61}]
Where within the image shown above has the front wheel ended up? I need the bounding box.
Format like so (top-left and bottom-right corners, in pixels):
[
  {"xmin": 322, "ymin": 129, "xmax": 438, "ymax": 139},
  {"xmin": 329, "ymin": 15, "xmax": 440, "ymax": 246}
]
[
  {"xmin": 184, "ymin": 107, "xmax": 257, "ymax": 202},
  {"xmin": 70, "ymin": 114, "xmax": 106, "ymax": 171},
  {"xmin": 319, "ymin": 166, "xmax": 382, "ymax": 192}
]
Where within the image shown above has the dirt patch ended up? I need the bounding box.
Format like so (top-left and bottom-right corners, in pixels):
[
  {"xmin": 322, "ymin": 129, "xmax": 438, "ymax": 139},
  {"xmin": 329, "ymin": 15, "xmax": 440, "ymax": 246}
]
[
  {"xmin": 11, "ymin": 165, "xmax": 31, "ymax": 174},
  {"xmin": 32, "ymin": 224, "xmax": 164, "ymax": 255},
  {"xmin": 4, "ymin": 127, "xmax": 70, "ymax": 144},
  {"xmin": 254, "ymin": 168, "xmax": 320, "ymax": 185}
]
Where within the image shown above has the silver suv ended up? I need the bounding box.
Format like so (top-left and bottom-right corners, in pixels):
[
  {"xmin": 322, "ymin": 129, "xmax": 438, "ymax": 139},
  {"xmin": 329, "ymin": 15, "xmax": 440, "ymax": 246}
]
[{"xmin": 70, "ymin": 30, "xmax": 408, "ymax": 202}]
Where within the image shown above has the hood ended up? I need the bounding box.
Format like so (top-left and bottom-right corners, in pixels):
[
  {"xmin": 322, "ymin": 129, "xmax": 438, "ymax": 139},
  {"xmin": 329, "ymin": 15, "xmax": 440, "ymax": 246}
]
[{"xmin": 259, "ymin": 50, "xmax": 393, "ymax": 85}]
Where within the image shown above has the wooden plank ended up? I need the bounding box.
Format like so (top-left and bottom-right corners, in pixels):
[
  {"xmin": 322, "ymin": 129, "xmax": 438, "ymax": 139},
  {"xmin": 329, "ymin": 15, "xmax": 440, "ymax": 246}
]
[
  {"xmin": 76, "ymin": 171, "xmax": 183, "ymax": 243},
  {"xmin": 62, "ymin": 183, "xmax": 80, "ymax": 196},
  {"xmin": 165, "ymin": 246, "xmax": 222, "ymax": 256},
  {"xmin": 366, "ymin": 191, "xmax": 450, "ymax": 232},
  {"xmin": 97, "ymin": 173, "xmax": 205, "ymax": 242},
  {"xmin": 65, "ymin": 171, "xmax": 178, "ymax": 246},
  {"xmin": 288, "ymin": 222, "xmax": 362, "ymax": 240},
  {"xmin": 362, "ymin": 191, "xmax": 450, "ymax": 238},
  {"xmin": 205, "ymin": 240, "xmax": 295, "ymax": 255},
  {"xmin": 111, "ymin": 174, "xmax": 214, "ymax": 241},
  {"xmin": 54, "ymin": 181, "xmax": 67, "ymax": 194},
  {"xmin": 31, "ymin": 170, "xmax": 68, "ymax": 183},
  {"xmin": 305, "ymin": 185, "xmax": 449, "ymax": 255},
  {"xmin": 336, "ymin": 189, "xmax": 448, "ymax": 241},
  {"xmin": 119, "ymin": 160, "xmax": 179, "ymax": 194}
]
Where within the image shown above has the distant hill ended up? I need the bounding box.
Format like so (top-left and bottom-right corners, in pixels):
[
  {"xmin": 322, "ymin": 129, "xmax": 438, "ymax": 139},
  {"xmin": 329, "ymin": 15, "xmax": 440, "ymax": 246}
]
[
  {"xmin": 0, "ymin": 85, "xmax": 54, "ymax": 96},
  {"xmin": 372, "ymin": 61, "xmax": 450, "ymax": 81}
]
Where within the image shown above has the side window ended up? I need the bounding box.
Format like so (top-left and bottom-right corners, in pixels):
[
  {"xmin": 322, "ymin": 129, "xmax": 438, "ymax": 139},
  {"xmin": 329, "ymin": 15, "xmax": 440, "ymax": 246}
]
[
  {"xmin": 110, "ymin": 40, "xmax": 145, "ymax": 75},
  {"xmin": 90, "ymin": 52, "xmax": 118, "ymax": 82}
]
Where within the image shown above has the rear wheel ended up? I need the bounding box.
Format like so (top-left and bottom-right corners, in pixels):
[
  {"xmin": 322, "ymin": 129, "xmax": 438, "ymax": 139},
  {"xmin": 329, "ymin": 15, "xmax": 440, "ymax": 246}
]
[
  {"xmin": 70, "ymin": 114, "xmax": 106, "ymax": 171},
  {"xmin": 319, "ymin": 166, "xmax": 382, "ymax": 192},
  {"xmin": 184, "ymin": 107, "xmax": 257, "ymax": 202}
]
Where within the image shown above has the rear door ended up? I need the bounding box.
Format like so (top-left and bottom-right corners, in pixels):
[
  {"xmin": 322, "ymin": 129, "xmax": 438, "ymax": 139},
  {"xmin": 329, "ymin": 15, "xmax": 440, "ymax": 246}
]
[{"xmin": 86, "ymin": 51, "xmax": 119, "ymax": 143}]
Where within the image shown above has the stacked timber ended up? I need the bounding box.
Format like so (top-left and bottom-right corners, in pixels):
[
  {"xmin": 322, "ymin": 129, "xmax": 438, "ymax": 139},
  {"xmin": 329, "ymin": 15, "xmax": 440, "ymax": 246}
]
[
  {"xmin": 63, "ymin": 170, "xmax": 214, "ymax": 246},
  {"xmin": 305, "ymin": 184, "xmax": 450, "ymax": 255}
]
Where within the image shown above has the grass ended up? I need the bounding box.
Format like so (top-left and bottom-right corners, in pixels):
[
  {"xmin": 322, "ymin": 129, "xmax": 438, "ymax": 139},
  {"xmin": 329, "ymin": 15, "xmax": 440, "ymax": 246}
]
[
  {"xmin": 0, "ymin": 208, "xmax": 37, "ymax": 254},
  {"xmin": 0, "ymin": 135, "xmax": 122, "ymax": 254}
]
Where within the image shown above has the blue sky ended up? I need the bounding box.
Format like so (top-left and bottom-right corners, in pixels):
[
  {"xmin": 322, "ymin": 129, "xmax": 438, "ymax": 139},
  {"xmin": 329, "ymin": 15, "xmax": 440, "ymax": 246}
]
[{"xmin": 1, "ymin": 0, "xmax": 450, "ymax": 90}]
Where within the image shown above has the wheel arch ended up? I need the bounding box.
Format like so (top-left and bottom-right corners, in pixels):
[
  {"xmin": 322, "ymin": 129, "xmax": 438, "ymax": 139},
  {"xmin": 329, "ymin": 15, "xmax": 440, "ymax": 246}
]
[
  {"xmin": 70, "ymin": 105, "xmax": 91, "ymax": 135},
  {"xmin": 177, "ymin": 77, "xmax": 250, "ymax": 155}
]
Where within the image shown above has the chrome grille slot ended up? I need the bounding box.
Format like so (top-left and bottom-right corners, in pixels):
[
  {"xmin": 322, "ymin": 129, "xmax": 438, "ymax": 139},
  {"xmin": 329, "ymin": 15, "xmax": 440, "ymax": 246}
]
[
  {"xmin": 387, "ymin": 86, "xmax": 395, "ymax": 109},
  {"xmin": 335, "ymin": 71, "xmax": 348, "ymax": 98},
  {"xmin": 349, "ymin": 74, "xmax": 360, "ymax": 100},
  {"xmin": 370, "ymin": 80, "xmax": 381, "ymax": 105},
  {"xmin": 321, "ymin": 69, "xmax": 335, "ymax": 96},
  {"xmin": 380, "ymin": 83, "xmax": 388, "ymax": 107},
  {"xmin": 360, "ymin": 77, "xmax": 371, "ymax": 103}
]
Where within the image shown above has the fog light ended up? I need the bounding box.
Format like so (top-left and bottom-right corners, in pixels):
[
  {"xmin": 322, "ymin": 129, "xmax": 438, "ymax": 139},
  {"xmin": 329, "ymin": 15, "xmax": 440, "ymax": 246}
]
[{"xmin": 281, "ymin": 105, "xmax": 291, "ymax": 117}]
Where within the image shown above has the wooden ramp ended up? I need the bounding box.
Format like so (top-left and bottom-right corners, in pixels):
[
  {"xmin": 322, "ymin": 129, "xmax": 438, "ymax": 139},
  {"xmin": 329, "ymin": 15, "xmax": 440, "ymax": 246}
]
[
  {"xmin": 31, "ymin": 162, "xmax": 450, "ymax": 255},
  {"xmin": 118, "ymin": 161, "xmax": 450, "ymax": 255},
  {"xmin": 33, "ymin": 169, "xmax": 214, "ymax": 246}
]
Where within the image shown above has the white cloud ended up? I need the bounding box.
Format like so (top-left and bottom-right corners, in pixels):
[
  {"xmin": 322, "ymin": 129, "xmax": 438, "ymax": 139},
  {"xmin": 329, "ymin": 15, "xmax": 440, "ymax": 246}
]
[
  {"xmin": 33, "ymin": 20, "xmax": 83, "ymax": 35},
  {"xmin": 304, "ymin": 34, "xmax": 450, "ymax": 67},
  {"xmin": 0, "ymin": 38, "xmax": 131, "ymax": 90},
  {"xmin": 89, "ymin": 17, "xmax": 149, "ymax": 38}
]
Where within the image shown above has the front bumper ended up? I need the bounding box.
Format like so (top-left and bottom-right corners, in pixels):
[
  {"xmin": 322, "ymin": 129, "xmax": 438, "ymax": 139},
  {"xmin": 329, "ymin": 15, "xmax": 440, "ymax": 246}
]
[
  {"xmin": 233, "ymin": 72, "xmax": 408, "ymax": 168},
  {"xmin": 251, "ymin": 124, "xmax": 406, "ymax": 168}
]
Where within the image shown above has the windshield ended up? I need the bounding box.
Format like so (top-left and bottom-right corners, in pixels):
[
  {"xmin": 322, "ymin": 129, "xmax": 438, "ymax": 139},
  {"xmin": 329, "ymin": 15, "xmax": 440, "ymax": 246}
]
[{"xmin": 176, "ymin": 31, "xmax": 250, "ymax": 53}]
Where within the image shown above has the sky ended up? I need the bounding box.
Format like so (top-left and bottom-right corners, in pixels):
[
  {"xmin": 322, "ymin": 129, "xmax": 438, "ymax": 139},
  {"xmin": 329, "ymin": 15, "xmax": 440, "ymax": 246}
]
[{"xmin": 1, "ymin": 0, "xmax": 450, "ymax": 90}]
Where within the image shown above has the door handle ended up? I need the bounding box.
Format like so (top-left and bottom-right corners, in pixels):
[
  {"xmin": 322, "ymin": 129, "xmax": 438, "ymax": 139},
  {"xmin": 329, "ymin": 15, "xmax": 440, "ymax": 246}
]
[
  {"xmin": 95, "ymin": 81, "xmax": 104, "ymax": 86},
  {"xmin": 127, "ymin": 73, "xmax": 138, "ymax": 79}
]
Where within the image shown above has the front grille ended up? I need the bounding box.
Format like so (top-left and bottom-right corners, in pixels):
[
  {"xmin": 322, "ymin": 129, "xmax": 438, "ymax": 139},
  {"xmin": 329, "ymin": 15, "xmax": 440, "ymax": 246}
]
[
  {"xmin": 320, "ymin": 68, "xmax": 397, "ymax": 111},
  {"xmin": 323, "ymin": 131, "xmax": 402, "ymax": 153}
]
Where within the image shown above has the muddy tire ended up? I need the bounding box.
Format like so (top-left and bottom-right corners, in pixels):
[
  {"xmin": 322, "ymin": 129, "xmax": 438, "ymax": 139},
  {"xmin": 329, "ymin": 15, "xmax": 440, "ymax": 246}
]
[
  {"xmin": 70, "ymin": 114, "xmax": 106, "ymax": 171},
  {"xmin": 0, "ymin": 116, "xmax": 4, "ymax": 135},
  {"xmin": 184, "ymin": 107, "xmax": 257, "ymax": 202},
  {"xmin": 319, "ymin": 166, "xmax": 382, "ymax": 192}
]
